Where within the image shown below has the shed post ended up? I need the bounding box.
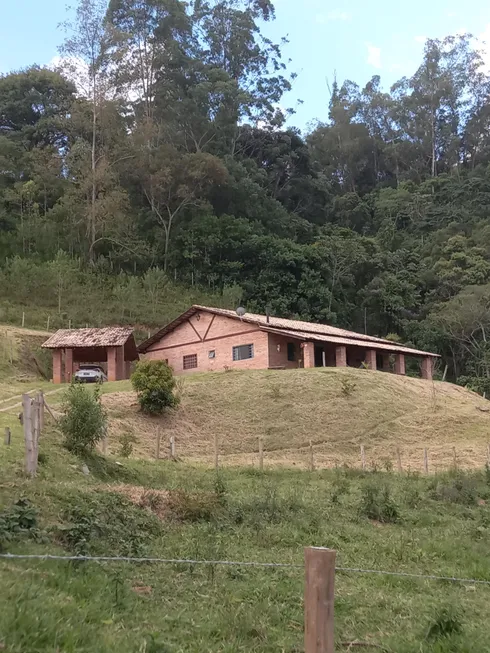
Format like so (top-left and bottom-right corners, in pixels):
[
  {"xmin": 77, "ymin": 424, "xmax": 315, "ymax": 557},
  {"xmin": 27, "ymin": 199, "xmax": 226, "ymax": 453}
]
[
  {"xmin": 421, "ymin": 357, "xmax": 434, "ymax": 381},
  {"xmin": 304, "ymin": 547, "xmax": 336, "ymax": 653},
  {"xmin": 53, "ymin": 349, "xmax": 63, "ymax": 384},
  {"xmin": 303, "ymin": 342, "xmax": 315, "ymax": 368},
  {"xmin": 107, "ymin": 347, "xmax": 118, "ymax": 382},
  {"xmin": 65, "ymin": 348, "xmax": 74, "ymax": 383}
]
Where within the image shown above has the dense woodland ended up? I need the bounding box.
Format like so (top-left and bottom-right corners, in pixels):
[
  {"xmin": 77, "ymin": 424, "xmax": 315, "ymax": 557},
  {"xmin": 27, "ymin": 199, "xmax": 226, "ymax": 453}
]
[{"xmin": 2, "ymin": 0, "xmax": 490, "ymax": 388}]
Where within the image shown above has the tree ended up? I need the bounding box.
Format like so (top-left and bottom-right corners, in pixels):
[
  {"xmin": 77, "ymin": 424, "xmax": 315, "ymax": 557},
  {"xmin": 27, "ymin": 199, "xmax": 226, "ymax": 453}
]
[{"xmin": 131, "ymin": 359, "xmax": 179, "ymax": 414}]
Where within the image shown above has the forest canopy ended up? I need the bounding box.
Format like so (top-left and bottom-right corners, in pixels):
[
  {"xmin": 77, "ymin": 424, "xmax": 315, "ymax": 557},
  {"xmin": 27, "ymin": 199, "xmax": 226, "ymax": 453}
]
[{"xmin": 2, "ymin": 0, "xmax": 490, "ymax": 389}]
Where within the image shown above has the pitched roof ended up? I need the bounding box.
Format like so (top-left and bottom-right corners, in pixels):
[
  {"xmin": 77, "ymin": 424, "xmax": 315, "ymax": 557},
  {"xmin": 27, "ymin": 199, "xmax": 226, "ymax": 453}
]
[
  {"xmin": 138, "ymin": 305, "xmax": 439, "ymax": 357},
  {"xmin": 42, "ymin": 327, "xmax": 134, "ymax": 349}
]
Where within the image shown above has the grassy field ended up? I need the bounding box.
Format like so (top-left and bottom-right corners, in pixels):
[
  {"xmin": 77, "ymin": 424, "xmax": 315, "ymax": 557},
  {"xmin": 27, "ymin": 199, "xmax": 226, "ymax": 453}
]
[
  {"xmin": 1, "ymin": 422, "xmax": 490, "ymax": 652},
  {"xmin": 94, "ymin": 368, "xmax": 490, "ymax": 473}
]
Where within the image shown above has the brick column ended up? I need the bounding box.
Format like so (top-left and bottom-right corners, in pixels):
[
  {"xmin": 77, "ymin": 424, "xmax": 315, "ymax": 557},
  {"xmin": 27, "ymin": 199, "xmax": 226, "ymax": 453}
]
[
  {"xmin": 65, "ymin": 348, "xmax": 74, "ymax": 383},
  {"xmin": 335, "ymin": 345, "xmax": 347, "ymax": 367},
  {"xmin": 421, "ymin": 357, "xmax": 433, "ymax": 381},
  {"xmin": 107, "ymin": 347, "xmax": 118, "ymax": 381},
  {"xmin": 116, "ymin": 345, "xmax": 125, "ymax": 380},
  {"xmin": 53, "ymin": 349, "xmax": 63, "ymax": 384},
  {"xmin": 382, "ymin": 354, "xmax": 391, "ymax": 372},
  {"xmin": 303, "ymin": 342, "xmax": 315, "ymax": 368},
  {"xmin": 365, "ymin": 349, "xmax": 377, "ymax": 370},
  {"xmin": 395, "ymin": 353, "xmax": 406, "ymax": 376}
]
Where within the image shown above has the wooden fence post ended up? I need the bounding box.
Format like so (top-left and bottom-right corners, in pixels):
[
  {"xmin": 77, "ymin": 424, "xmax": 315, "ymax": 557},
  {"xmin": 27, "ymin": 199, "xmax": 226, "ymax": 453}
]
[
  {"xmin": 170, "ymin": 435, "xmax": 176, "ymax": 459},
  {"xmin": 4, "ymin": 427, "xmax": 11, "ymax": 445},
  {"xmin": 102, "ymin": 429, "xmax": 108, "ymax": 455},
  {"xmin": 304, "ymin": 547, "xmax": 336, "ymax": 653},
  {"xmin": 156, "ymin": 429, "xmax": 161, "ymax": 460},
  {"xmin": 38, "ymin": 391, "xmax": 44, "ymax": 433},
  {"xmin": 452, "ymin": 446, "xmax": 457, "ymax": 469},
  {"xmin": 258, "ymin": 436, "xmax": 264, "ymax": 471},
  {"xmin": 424, "ymin": 448, "xmax": 429, "ymax": 474},
  {"xmin": 68, "ymin": 319, "xmax": 72, "ymax": 329},
  {"xmin": 214, "ymin": 433, "xmax": 219, "ymax": 471},
  {"xmin": 361, "ymin": 444, "xmax": 366, "ymax": 471},
  {"xmin": 487, "ymin": 444, "xmax": 490, "ymax": 467},
  {"xmin": 309, "ymin": 440, "xmax": 315, "ymax": 472},
  {"xmin": 22, "ymin": 394, "xmax": 36, "ymax": 476},
  {"xmin": 46, "ymin": 316, "xmax": 50, "ymax": 331},
  {"xmin": 22, "ymin": 312, "xmax": 25, "ymax": 328},
  {"xmin": 396, "ymin": 447, "xmax": 402, "ymax": 474}
]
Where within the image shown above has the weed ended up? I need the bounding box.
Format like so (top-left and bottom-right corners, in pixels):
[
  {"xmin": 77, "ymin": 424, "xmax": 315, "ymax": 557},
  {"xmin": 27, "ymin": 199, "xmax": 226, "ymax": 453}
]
[
  {"xmin": 429, "ymin": 474, "xmax": 478, "ymax": 506},
  {"xmin": 0, "ymin": 499, "xmax": 42, "ymax": 551},
  {"xmin": 166, "ymin": 490, "xmax": 221, "ymax": 523},
  {"xmin": 426, "ymin": 607, "xmax": 463, "ymax": 640},
  {"xmin": 340, "ymin": 377, "xmax": 357, "ymax": 397},
  {"xmin": 359, "ymin": 483, "xmax": 400, "ymax": 523},
  {"xmin": 56, "ymin": 492, "xmax": 161, "ymax": 556},
  {"xmin": 119, "ymin": 432, "xmax": 137, "ymax": 458}
]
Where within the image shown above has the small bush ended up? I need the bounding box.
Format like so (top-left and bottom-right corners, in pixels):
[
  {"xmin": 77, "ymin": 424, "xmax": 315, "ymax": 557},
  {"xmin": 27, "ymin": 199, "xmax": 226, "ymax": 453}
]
[
  {"xmin": 131, "ymin": 360, "xmax": 180, "ymax": 415},
  {"xmin": 59, "ymin": 383, "xmax": 107, "ymax": 455},
  {"xmin": 0, "ymin": 499, "xmax": 42, "ymax": 551},
  {"xmin": 166, "ymin": 490, "xmax": 220, "ymax": 523},
  {"xmin": 340, "ymin": 378, "xmax": 357, "ymax": 397},
  {"xmin": 118, "ymin": 432, "xmax": 137, "ymax": 458},
  {"xmin": 359, "ymin": 483, "xmax": 400, "ymax": 523},
  {"xmin": 429, "ymin": 474, "xmax": 478, "ymax": 506}
]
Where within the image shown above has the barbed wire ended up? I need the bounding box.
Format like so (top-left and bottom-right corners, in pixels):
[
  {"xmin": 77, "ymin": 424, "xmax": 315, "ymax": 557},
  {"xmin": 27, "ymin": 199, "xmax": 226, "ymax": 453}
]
[{"xmin": 1, "ymin": 553, "xmax": 490, "ymax": 586}]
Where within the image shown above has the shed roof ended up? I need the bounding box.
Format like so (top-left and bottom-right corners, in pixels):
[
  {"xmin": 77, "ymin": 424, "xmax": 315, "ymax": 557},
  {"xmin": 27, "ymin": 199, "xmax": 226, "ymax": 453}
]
[
  {"xmin": 139, "ymin": 305, "xmax": 439, "ymax": 358},
  {"xmin": 42, "ymin": 327, "xmax": 135, "ymax": 349}
]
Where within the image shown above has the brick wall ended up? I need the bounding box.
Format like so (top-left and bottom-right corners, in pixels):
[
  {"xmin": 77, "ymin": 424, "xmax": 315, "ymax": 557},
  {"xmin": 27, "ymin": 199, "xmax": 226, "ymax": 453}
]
[
  {"xmin": 267, "ymin": 333, "xmax": 300, "ymax": 369},
  {"xmin": 145, "ymin": 313, "xmax": 270, "ymax": 373}
]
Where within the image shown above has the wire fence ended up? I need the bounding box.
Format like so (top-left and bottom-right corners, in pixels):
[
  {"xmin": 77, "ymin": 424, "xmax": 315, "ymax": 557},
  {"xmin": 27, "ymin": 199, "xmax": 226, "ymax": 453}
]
[{"xmin": 2, "ymin": 553, "xmax": 490, "ymax": 587}]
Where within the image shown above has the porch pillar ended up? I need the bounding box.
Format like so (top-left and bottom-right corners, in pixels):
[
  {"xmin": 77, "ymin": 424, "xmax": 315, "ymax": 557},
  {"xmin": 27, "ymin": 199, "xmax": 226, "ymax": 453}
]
[
  {"xmin": 365, "ymin": 349, "xmax": 377, "ymax": 370},
  {"xmin": 335, "ymin": 345, "xmax": 347, "ymax": 368},
  {"xmin": 303, "ymin": 342, "xmax": 315, "ymax": 368},
  {"xmin": 107, "ymin": 347, "xmax": 118, "ymax": 381},
  {"xmin": 65, "ymin": 348, "xmax": 74, "ymax": 383},
  {"xmin": 53, "ymin": 349, "xmax": 63, "ymax": 384},
  {"xmin": 395, "ymin": 353, "xmax": 406, "ymax": 376},
  {"xmin": 116, "ymin": 345, "xmax": 125, "ymax": 380},
  {"xmin": 421, "ymin": 357, "xmax": 433, "ymax": 381}
]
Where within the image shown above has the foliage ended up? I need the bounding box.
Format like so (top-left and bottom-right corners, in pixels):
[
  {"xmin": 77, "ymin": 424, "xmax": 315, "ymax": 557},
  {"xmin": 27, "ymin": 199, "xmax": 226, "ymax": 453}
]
[
  {"xmin": 0, "ymin": 499, "xmax": 42, "ymax": 551},
  {"xmin": 359, "ymin": 483, "xmax": 400, "ymax": 523},
  {"xmin": 340, "ymin": 377, "xmax": 357, "ymax": 397},
  {"xmin": 56, "ymin": 491, "xmax": 161, "ymax": 556},
  {"xmin": 131, "ymin": 360, "xmax": 179, "ymax": 415},
  {"xmin": 59, "ymin": 383, "xmax": 107, "ymax": 455},
  {"xmin": 118, "ymin": 431, "xmax": 137, "ymax": 458},
  {"xmin": 426, "ymin": 608, "xmax": 463, "ymax": 640}
]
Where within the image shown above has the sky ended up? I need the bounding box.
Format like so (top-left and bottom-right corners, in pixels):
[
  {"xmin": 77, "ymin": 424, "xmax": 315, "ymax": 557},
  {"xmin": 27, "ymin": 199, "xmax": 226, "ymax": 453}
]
[{"xmin": 2, "ymin": 0, "xmax": 490, "ymax": 132}]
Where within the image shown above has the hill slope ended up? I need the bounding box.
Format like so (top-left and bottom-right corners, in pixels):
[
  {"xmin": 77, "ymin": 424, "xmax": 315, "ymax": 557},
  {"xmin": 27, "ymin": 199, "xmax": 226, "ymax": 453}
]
[{"xmin": 103, "ymin": 368, "xmax": 490, "ymax": 472}]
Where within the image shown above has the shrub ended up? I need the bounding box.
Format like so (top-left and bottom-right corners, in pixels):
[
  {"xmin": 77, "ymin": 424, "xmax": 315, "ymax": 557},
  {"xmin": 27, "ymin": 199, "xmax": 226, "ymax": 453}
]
[
  {"xmin": 118, "ymin": 432, "xmax": 137, "ymax": 458},
  {"xmin": 359, "ymin": 483, "xmax": 400, "ymax": 523},
  {"xmin": 131, "ymin": 360, "xmax": 180, "ymax": 415},
  {"xmin": 340, "ymin": 377, "xmax": 357, "ymax": 397},
  {"xmin": 59, "ymin": 383, "xmax": 107, "ymax": 455},
  {"xmin": 0, "ymin": 499, "xmax": 42, "ymax": 551}
]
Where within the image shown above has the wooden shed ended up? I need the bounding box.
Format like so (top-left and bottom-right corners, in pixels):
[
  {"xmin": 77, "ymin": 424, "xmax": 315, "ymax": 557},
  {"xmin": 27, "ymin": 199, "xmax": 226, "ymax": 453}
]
[{"xmin": 42, "ymin": 327, "xmax": 139, "ymax": 383}]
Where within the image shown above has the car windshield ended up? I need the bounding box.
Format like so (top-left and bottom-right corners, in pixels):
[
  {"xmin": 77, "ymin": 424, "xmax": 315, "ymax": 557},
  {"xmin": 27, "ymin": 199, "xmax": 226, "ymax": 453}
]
[{"xmin": 79, "ymin": 365, "xmax": 102, "ymax": 371}]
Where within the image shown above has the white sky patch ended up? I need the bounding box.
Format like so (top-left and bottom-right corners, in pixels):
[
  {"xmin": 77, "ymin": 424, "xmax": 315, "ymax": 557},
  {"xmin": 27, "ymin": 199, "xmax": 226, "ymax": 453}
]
[
  {"xmin": 414, "ymin": 35, "xmax": 427, "ymax": 44},
  {"xmin": 315, "ymin": 10, "xmax": 352, "ymax": 24},
  {"xmin": 478, "ymin": 23, "xmax": 490, "ymax": 72},
  {"xmin": 366, "ymin": 43, "xmax": 382, "ymax": 69}
]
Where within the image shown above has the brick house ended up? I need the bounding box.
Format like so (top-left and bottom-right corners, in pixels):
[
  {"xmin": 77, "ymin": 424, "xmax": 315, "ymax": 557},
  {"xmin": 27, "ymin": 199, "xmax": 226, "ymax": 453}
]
[{"xmin": 138, "ymin": 306, "xmax": 439, "ymax": 380}]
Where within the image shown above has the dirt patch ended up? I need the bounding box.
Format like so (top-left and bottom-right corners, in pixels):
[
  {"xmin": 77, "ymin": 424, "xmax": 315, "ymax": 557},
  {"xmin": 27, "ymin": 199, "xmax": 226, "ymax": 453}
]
[{"xmin": 109, "ymin": 484, "xmax": 171, "ymax": 519}]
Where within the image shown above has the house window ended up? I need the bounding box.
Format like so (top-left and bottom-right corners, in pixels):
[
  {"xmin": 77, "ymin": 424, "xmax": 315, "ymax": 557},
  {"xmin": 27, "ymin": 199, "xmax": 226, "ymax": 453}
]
[
  {"xmin": 233, "ymin": 344, "xmax": 254, "ymax": 361},
  {"xmin": 208, "ymin": 350, "xmax": 216, "ymax": 359},
  {"xmin": 287, "ymin": 342, "xmax": 296, "ymax": 362},
  {"xmin": 183, "ymin": 354, "xmax": 198, "ymax": 370}
]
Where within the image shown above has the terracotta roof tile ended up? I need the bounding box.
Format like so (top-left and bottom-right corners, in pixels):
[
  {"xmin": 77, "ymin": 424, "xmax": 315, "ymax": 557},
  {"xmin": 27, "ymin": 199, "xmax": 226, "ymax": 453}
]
[{"xmin": 42, "ymin": 327, "xmax": 134, "ymax": 349}]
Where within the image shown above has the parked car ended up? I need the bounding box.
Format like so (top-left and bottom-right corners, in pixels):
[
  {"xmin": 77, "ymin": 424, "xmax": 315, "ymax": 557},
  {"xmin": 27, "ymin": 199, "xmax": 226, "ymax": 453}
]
[{"xmin": 74, "ymin": 364, "xmax": 107, "ymax": 384}]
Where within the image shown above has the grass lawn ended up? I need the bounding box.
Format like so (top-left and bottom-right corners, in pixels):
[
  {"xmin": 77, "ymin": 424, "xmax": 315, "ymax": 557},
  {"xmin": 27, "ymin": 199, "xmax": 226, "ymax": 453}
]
[{"xmin": 1, "ymin": 421, "xmax": 490, "ymax": 652}]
